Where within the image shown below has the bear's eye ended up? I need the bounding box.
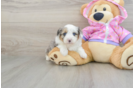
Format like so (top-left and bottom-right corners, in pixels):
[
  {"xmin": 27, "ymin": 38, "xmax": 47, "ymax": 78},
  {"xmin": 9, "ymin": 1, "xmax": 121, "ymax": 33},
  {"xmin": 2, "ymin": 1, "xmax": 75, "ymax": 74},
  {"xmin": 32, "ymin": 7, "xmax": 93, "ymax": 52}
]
[
  {"xmin": 95, "ymin": 9, "xmax": 97, "ymax": 12},
  {"xmin": 103, "ymin": 7, "xmax": 106, "ymax": 11}
]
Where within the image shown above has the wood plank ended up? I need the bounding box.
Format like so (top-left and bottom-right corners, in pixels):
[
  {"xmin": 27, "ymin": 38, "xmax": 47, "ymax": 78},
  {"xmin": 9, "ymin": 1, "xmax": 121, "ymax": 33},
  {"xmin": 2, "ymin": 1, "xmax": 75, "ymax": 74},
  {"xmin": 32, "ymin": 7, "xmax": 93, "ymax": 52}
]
[
  {"xmin": 2, "ymin": 22, "xmax": 133, "ymax": 56},
  {"xmin": 1, "ymin": 55, "xmax": 133, "ymax": 88},
  {"xmin": 1, "ymin": 23, "xmax": 88, "ymax": 56},
  {"xmin": 2, "ymin": 0, "xmax": 133, "ymax": 23}
]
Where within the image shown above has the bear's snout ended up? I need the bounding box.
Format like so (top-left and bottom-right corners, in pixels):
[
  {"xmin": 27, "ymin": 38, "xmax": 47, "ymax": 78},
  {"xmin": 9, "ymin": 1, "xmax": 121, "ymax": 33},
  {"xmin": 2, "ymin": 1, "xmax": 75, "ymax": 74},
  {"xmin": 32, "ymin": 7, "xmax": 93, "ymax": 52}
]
[{"xmin": 93, "ymin": 13, "xmax": 104, "ymax": 21}]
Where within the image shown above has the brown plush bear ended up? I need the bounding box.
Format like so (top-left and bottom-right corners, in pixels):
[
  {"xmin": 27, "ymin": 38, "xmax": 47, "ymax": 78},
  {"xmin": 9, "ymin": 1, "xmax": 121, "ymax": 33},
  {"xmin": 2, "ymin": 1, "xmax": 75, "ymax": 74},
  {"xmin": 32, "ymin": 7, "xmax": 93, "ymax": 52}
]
[{"xmin": 47, "ymin": 0, "xmax": 133, "ymax": 70}]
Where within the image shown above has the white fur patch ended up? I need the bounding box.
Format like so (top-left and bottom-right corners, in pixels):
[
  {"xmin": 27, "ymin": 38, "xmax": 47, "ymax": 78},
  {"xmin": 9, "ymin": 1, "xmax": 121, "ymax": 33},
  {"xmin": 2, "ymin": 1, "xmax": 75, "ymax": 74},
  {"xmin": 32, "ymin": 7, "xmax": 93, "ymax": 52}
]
[{"xmin": 64, "ymin": 24, "xmax": 79, "ymax": 44}]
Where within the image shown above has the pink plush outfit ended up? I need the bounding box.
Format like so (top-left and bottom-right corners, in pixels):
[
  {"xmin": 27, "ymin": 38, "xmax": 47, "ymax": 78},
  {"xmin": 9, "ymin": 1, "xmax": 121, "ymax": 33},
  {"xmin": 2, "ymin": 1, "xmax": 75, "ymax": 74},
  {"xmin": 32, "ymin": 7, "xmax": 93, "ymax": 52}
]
[{"xmin": 82, "ymin": 0, "xmax": 133, "ymax": 46}]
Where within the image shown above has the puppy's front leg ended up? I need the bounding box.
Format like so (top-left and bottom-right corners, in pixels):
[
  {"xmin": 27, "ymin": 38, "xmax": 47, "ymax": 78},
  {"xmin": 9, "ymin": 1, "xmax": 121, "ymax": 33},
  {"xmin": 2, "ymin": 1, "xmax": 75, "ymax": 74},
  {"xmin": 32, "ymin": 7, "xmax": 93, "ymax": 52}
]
[
  {"xmin": 77, "ymin": 47, "xmax": 87, "ymax": 59},
  {"xmin": 57, "ymin": 45, "xmax": 68, "ymax": 56}
]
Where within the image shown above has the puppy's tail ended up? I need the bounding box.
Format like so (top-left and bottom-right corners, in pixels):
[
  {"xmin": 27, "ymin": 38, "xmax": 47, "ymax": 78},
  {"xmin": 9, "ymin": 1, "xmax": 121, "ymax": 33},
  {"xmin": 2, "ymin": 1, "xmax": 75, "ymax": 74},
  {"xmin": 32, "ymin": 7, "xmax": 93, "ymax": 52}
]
[{"xmin": 45, "ymin": 41, "xmax": 58, "ymax": 60}]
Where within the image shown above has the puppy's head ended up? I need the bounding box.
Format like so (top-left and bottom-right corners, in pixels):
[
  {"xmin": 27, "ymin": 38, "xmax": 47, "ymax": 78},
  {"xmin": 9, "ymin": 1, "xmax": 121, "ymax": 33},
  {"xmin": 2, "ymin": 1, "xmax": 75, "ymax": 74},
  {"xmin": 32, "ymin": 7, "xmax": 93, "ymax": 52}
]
[{"xmin": 56, "ymin": 24, "xmax": 82, "ymax": 44}]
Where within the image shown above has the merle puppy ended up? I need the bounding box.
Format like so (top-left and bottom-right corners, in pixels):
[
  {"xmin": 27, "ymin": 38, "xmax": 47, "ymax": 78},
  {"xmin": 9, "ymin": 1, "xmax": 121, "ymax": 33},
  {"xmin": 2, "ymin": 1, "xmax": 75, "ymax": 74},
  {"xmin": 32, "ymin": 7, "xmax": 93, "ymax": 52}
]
[{"xmin": 45, "ymin": 24, "xmax": 87, "ymax": 60}]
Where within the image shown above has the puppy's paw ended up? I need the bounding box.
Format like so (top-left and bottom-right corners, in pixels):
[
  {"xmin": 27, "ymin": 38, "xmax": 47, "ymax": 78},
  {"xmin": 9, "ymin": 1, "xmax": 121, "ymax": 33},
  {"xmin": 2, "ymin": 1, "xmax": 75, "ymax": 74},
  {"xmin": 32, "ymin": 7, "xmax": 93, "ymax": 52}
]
[
  {"xmin": 46, "ymin": 55, "xmax": 50, "ymax": 60},
  {"xmin": 60, "ymin": 49, "xmax": 68, "ymax": 56},
  {"xmin": 79, "ymin": 52, "xmax": 87, "ymax": 59}
]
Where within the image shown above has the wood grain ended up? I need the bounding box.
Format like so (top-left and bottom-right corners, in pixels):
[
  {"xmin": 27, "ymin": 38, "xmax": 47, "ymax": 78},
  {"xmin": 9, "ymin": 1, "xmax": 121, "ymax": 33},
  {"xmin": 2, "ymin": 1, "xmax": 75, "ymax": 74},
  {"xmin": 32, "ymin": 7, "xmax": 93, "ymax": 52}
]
[
  {"xmin": 1, "ymin": 23, "xmax": 91, "ymax": 56},
  {"xmin": 1, "ymin": 0, "xmax": 133, "ymax": 56},
  {"xmin": 1, "ymin": 0, "xmax": 133, "ymax": 88},
  {"xmin": 1, "ymin": 22, "xmax": 133, "ymax": 56},
  {"xmin": 1, "ymin": 0, "xmax": 133, "ymax": 23},
  {"xmin": 1, "ymin": 55, "xmax": 133, "ymax": 88},
  {"xmin": 1, "ymin": 5, "xmax": 133, "ymax": 23}
]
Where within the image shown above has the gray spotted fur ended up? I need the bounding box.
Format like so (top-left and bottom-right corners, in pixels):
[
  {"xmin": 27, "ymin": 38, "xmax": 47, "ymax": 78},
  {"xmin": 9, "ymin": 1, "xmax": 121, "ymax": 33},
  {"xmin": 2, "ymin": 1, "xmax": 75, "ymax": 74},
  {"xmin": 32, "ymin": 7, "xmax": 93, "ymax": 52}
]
[
  {"xmin": 45, "ymin": 28, "xmax": 63, "ymax": 56},
  {"xmin": 45, "ymin": 41, "xmax": 58, "ymax": 55}
]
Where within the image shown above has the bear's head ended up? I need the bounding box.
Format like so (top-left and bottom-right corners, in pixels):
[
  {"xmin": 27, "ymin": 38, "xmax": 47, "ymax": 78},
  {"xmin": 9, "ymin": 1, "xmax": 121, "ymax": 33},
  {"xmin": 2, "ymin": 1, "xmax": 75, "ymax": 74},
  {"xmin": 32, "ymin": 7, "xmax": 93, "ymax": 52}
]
[{"xmin": 81, "ymin": 0, "xmax": 125, "ymax": 23}]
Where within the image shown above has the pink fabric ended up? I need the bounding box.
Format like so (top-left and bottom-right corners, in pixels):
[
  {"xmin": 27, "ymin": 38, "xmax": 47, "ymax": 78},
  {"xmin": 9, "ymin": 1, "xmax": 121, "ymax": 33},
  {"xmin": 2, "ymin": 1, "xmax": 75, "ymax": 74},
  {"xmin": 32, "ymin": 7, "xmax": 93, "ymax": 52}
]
[{"xmin": 82, "ymin": 0, "xmax": 132, "ymax": 45}]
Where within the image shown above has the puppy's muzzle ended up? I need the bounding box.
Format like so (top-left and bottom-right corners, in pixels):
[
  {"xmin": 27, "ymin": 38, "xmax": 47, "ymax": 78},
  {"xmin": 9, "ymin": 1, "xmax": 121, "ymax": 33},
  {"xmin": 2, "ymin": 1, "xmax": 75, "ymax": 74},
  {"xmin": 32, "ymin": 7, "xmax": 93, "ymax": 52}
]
[
  {"xmin": 68, "ymin": 39, "xmax": 72, "ymax": 43},
  {"xmin": 94, "ymin": 13, "xmax": 104, "ymax": 21}
]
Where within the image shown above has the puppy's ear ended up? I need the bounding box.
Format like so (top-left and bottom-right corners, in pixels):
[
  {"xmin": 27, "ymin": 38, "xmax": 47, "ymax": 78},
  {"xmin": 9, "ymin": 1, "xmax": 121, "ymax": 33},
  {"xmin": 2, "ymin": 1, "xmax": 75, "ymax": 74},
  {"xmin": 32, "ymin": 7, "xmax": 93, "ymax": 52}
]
[
  {"xmin": 55, "ymin": 28, "xmax": 63, "ymax": 44},
  {"xmin": 57, "ymin": 28, "xmax": 62, "ymax": 36},
  {"xmin": 112, "ymin": 0, "xmax": 124, "ymax": 6},
  {"xmin": 80, "ymin": 3, "xmax": 88, "ymax": 15},
  {"xmin": 78, "ymin": 27, "xmax": 83, "ymax": 38}
]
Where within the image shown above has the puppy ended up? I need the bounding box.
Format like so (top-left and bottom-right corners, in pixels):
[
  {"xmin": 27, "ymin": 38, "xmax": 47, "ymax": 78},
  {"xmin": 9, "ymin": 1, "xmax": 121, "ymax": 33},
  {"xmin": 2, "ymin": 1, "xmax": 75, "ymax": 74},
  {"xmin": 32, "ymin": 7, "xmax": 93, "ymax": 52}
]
[{"xmin": 45, "ymin": 24, "xmax": 87, "ymax": 60}]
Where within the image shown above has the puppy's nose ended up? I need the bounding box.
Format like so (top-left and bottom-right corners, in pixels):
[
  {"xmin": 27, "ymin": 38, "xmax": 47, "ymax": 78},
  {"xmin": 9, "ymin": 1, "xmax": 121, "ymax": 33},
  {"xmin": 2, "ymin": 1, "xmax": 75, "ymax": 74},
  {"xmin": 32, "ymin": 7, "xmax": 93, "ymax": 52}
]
[
  {"xmin": 93, "ymin": 13, "xmax": 104, "ymax": 21},
  {"xmin": 68, "ymin": 39, "xmax": 72, "ymax": 43}
]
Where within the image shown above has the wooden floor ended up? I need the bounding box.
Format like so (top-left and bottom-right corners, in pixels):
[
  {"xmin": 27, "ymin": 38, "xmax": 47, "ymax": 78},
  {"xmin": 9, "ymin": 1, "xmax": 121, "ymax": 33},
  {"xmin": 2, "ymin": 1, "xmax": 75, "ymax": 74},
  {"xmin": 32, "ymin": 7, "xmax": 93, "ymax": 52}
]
[{"xmin": 1, "ymin": 0, "xmax": 133, "ymax": 88}]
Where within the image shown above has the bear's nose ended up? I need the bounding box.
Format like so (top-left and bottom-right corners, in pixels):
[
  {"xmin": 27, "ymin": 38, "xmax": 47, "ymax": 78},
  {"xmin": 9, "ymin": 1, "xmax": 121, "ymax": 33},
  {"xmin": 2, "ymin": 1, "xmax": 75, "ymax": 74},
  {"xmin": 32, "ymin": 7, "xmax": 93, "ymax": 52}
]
[{"xmin": 93, "ymin": 13, "xmax": 104, "ymax": 21}]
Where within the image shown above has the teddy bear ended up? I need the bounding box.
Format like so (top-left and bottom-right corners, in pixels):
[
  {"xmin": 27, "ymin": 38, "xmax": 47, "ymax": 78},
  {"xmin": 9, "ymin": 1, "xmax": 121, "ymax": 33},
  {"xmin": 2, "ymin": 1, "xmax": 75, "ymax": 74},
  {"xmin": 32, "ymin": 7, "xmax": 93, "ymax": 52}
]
[{"xmin": 47, "ymin": 0, "xmax": 133, "ymax": 70}]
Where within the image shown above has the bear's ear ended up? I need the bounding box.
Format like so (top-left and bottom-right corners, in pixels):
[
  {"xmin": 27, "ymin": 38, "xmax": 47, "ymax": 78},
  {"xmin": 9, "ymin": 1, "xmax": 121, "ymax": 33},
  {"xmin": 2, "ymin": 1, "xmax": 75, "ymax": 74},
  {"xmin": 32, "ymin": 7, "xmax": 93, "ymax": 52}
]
[
  {"xmin": 112, "ymin": 0, "xmax": 124, "ymax": 7},
  {"xmin": 80, "ymin": 3, "xmax": 88, "ymax": 15}
]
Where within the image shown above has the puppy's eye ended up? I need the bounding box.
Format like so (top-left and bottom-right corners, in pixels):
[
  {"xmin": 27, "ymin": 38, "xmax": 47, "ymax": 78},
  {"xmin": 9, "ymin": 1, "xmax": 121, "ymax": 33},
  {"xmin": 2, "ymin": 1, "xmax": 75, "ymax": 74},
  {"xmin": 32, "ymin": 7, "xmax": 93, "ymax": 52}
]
[
  {"xmin": 95, "ymin": 9, "xmax": 97, "ymax": 12},
  {"xmin": 103, "ymin": 7, "xmax": 106, "ymax": 11},
  {"xmin": 63, "ymin": 33, "xmax": 67, "ymax": 36},
  {"xmin": 73, "ymin": 33, "xmax": 76, "ymax": 36}
]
